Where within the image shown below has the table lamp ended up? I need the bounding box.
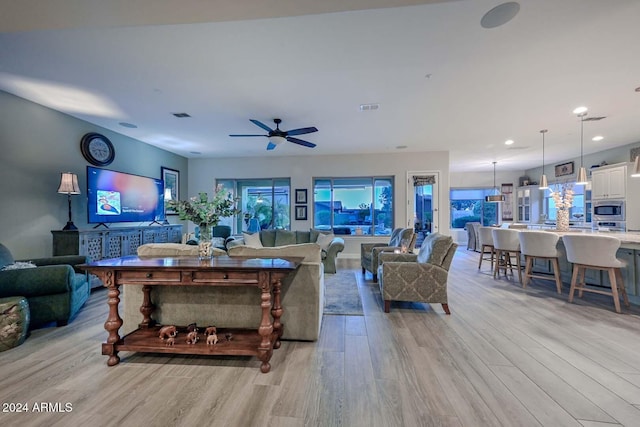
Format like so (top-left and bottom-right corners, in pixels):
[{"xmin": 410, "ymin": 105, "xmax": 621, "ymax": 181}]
[{"xmin": 58, "ymin": 172, "xmax": 81, "ymax": 230}]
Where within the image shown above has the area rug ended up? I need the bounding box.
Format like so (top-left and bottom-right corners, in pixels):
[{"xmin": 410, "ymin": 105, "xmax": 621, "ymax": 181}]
[{"xmin": 323, "ymin": 271, "xmax": 364, "ymax": 315}]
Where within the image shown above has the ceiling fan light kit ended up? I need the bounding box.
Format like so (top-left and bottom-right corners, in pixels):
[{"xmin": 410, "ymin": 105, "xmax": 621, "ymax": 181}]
[{"xmin": 230, "ymin": 118, "xmax": 318, "ymax": 151}]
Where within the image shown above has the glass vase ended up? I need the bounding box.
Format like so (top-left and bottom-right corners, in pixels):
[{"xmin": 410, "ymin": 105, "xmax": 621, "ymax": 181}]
[
  {"xmin": 198, "ymin": 223, "xmax": 213, "ymax": 259},
  {"xmin": 556, "ymin": 209, "xmax": 569, "ymax": 232}
]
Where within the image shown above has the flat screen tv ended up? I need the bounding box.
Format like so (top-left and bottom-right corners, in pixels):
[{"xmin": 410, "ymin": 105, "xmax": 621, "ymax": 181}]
[{"xmin": 87, "ymin": 166, "xmax": 164, "ymax": 225}]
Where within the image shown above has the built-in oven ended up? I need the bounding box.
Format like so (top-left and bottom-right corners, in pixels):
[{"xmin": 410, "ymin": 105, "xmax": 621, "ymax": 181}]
[{"xmin": 593, "ymin": 199, "xmax": 625, "ymax": 222}]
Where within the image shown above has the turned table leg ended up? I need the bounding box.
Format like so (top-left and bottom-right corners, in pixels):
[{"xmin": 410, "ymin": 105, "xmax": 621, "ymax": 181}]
[
  {"xmin": 257, "ymin": 271, "xmax": 274, "ymax": 373},
  {"xmin": 139, "ymin": 285, "xmax": 156, "ymax": 328},
  {"xmin": 101, "ymin": 270, "xmax": 123, "ymax": 366},
  {"xmin": 271, "ymin": 275, "xmax": 284, "ymax": 349}
]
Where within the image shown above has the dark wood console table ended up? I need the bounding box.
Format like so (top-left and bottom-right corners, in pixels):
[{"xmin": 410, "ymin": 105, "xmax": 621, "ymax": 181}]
[{"xmin": 80, "ymin": 255, "xmax": 301, "ymax": 373}]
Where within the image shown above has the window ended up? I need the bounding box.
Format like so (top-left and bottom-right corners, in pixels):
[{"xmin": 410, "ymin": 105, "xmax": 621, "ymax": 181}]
[
  {"xmin": 313, "ymin": 177, "xmax": 394, "ymax": 236},
  {"xmin": 217, "ymin": 178, "xmax": 290, "ymax": 233},
  {"xmin": 450, "ymin": 188, "xmax": 499, "ymax": 228}
]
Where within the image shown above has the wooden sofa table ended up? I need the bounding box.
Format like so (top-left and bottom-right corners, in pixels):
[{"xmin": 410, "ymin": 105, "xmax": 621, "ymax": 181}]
[{"xmin": 80, "ymin": 255, "xmax": 301, "ymax": 373}]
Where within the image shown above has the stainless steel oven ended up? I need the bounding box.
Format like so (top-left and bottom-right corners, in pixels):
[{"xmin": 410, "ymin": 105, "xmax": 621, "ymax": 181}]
[{"xmin": 593, "ymin": 199, "xmax": 625, "ymax": 221}]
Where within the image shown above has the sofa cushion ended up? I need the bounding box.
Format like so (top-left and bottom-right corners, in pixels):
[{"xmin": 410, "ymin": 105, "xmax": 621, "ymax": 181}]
[
  {"xmin": 243, "ymin": 232, "xmax": 263, "ymax": 248},
  {"xmin": 137, "ymin": 243, "xmax": 225, "ymax": 257},
  {"xmin": 260, "ymin": 229, "xmax": 277, "ymax": 247},
  {"xmin": 228, "ymin": 242, "xmax": 322, "ymax": 263},
  {"xmin": 295, "ymin": 231, "xmax": 311, "ymax": 244},
  {"xmin": 275, "ymin": 230, "xmax": 297, "ymax": 246},
  {"xmin": 310, "ymin": 228, "xmax": 331, "ymax": 242},
  {"xmin": 315, "ymin": 232, "xmax": 335, "ymax": 251},
  {"xmin": 417, "ymin": 233, "xmax": 453, "ymax": 266},
  {"xmin": 0, "ymin": 244, "xmax": 14, "ymax": 269}
]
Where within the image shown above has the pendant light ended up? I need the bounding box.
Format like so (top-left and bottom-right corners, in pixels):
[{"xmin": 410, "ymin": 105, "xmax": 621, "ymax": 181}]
[
  {"xmin": 485, "ymin": 161, "xmax": 505, "ymax": 202},
  {"xmin": 539, "ymin": 129, "xmax": 549, "ymax": 189},
  {"xmin": 574, "ymin": 107, "xmax": 588, "ymax": 185},
  {"xmin": 632, "ymin": 155, "xmax": 640, "ymax": 178}
]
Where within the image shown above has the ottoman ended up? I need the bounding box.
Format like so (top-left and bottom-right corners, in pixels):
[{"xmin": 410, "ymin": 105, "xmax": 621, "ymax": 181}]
[{"xmin": 0, "ymin": 296, "xmax": 30, "ymax": 352}]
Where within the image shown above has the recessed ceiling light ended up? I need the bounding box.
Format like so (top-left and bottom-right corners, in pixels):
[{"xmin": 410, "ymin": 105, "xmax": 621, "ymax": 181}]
[
  {"xmin": 504, "ymin": 139, "xmax": 514, "ymax": 145},
  {"xmin": 359, "ymin": 103, "xmax": 379, "ymax": 111},
  {"xmin": 172, "ymin": 112, "xmax": 191, "ymax": 118},
  {"xmin": 119, "ymin": 122, "xmax": 137, "ymax": 128},
  {"xmin": 573, "ymin": 106, "xmax": 588, "ymax": 115},
  {"xmin": 592, "ymin": 135, "xmax": 604, "ymax": 141},
  {"xmin": 481, "ymin": 2, "xmax": 520, "ymax": 29}
]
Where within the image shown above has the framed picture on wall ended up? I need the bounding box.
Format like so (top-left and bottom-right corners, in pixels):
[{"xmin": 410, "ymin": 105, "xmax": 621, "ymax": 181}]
[
  {"xmin": 555, "ymin": 161, "xmax": 574, "ymax": 177},
  {"xmin": 161, "ymin": 167, "xmax": 180, "ymax": 215},
  {"xmin": 295, "ymin": 205, "xmax": 307, "ymax": 220},
  {"xmin": 295, "ymin": 189, "xmax": 307, "ymax": 204}
]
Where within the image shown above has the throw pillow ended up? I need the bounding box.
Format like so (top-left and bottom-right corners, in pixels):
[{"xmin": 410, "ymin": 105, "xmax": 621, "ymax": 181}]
[
  {"xmin": 315, "ymin": 233, "xmax": 334, "ymax": 251},
  {"xmin": 310, "ymin": 228, "xmax": 330, "ymax": 242},
  {"xmin": 1, "ymin": 261, "xmax": 37, "ymax": 271},
  {"xmin": 275, "ymin": 230, "xmax": 296, "ymax": 246},
  {"xmin": 243, "ymin": 232, "xmax": 263, "ymax": 248}
]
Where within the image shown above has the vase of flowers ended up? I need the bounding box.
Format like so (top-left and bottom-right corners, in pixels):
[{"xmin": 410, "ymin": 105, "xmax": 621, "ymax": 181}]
[
  {"xmin": 168, "ymin": 185, "xmax": 238, "ymax": 259},
  {"xmin": 550, "ymin": 183, "xmax": 574, "ymax": 232}
]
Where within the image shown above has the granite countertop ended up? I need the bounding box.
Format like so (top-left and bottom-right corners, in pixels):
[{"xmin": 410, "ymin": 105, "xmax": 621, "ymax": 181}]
[{"xmin": 541, "ymin": 229, "xmax": 640, "ymax": 245}]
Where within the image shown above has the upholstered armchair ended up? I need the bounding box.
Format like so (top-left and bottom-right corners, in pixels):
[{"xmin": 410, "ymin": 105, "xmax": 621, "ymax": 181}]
[
  {"xmin": 361, "ymin": 228, "xmax": 416, "ymax": 282},
  {"xmin": 0, "ymin": 243, "xmax": 90, "ymax": 328},
  {"xmin": 377, "ymin": 233, "xmax": 457, "ymax": 314}
]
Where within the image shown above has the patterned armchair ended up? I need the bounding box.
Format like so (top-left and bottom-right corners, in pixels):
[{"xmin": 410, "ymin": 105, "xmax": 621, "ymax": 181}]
[
  {"xmin": 361, "ymin": 228, "xmax": 416, "ymax": 282},
  {"xmin": 377, "ymin": 233, "xmax": 457, "ymax": 314}
]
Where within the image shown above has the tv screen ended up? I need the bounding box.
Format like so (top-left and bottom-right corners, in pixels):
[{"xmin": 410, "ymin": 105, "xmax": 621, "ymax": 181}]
[{"xmin": 87, "ymin": 166, "xmax": 164, "ymax": 224}]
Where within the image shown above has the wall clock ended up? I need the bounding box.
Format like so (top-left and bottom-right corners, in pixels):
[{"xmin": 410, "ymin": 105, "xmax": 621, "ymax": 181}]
[{"xmin": 80, "ymin": 132, "xmax": 115, "ymax": 166}]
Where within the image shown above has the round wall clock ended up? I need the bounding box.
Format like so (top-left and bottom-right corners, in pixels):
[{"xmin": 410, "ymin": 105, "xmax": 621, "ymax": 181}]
[{"xmin": 80, "ymin": 132, "xmax": 115, "ymax": 166}]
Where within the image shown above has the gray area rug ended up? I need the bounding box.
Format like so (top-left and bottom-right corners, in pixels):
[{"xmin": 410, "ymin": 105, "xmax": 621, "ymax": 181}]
[{"xmin": 323, "ymin": 271, "xmax": 364, "ymax": 316}]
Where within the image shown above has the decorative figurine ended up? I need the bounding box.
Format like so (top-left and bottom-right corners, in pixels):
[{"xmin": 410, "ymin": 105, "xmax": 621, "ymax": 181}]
[
  {"xmin": 158, "ymin": 325, "xmax": 177, "ymax": 340},
  {"xmin": 205, "ymin": 326, "xmax": 218, "ymax": 345},
  {"xmin": 165, "ymin": 336, "xmax": 175, "ymax": 346},
  {"xmin": 225, "ymin": 333, "xmax": 233, "ymax": 342},
  {"xmin": 187, "ymin": 323, "xmax": 198, "ymax": 333},
  {"xmin": 185, "ymin": 330, "xmax": 199, "ymax": 344}
]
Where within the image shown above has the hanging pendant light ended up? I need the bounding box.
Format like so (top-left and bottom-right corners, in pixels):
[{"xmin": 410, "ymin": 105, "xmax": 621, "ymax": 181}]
[
  {"xmin": 574, "ymin": 107, "xmax": 588, "ymax": 185},
  {"xmin": 485, "ymin": 161, "xmax": 505, "ymax": 202},
  {"xmin": 539, "ymin": 129, "xmax": 549, "ymax": 189},
  {"xmin": 632, "ymin": 155, "xmax": 640, "ymax": 178}
]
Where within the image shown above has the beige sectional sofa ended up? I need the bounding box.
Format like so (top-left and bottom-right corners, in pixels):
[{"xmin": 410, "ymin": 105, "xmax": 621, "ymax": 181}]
[{"xmin": 122, "ymin": 242, "xmax": 324, "ymax": 341}]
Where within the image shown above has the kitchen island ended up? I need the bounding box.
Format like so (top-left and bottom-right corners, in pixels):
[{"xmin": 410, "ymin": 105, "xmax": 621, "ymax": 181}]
[{"xmin": 526, "ymin": 229, "xmax": 640, "ymax": 305}]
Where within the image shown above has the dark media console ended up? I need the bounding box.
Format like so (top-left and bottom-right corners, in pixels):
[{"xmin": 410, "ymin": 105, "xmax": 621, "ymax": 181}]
[{"xmin": 52, "ymin": 225, "xmax": 183, "ymax": 263}]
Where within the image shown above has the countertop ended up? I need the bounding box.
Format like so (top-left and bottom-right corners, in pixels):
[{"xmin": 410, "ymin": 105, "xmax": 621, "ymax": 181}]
[{"xmin": 531, "ymin": 229, "xmax": 640, "ymax": 246}]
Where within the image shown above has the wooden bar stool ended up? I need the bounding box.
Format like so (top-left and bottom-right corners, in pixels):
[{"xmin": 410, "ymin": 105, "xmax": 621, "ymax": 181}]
[
  {"xmin": 491, "ymin": 228, "xmax": 522, "ymax": 283},
  {"xmin": 518, "ymin": 231, "xmax": 562, "ymax": 294},
  {"xmin": 477, "ymin": 226, "xmax": 495, "ymax": 272},
  {"xmin": 562, "ymin": 234, "xmax": 630, "ymax": 313}
]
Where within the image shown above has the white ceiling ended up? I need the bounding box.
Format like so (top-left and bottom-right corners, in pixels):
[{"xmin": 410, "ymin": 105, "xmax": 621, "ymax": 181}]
[{"xmin": 1, "ymin": 0, "xmax": 639, "ymax": 173}]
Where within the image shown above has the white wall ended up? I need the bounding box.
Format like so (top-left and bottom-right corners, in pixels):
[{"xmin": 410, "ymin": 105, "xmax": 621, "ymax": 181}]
[{"xmin": 188, "ymin": 151, "xmax": 450, "ymax": 258}]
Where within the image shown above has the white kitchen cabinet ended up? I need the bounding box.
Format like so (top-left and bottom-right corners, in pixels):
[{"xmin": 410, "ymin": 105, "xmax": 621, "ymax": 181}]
[
  {"xmin": 591, "ymin": 164, "xmax": 626, "ymax": 200},
  {"xmin": 516, "ymin": 185, "xmax": 542, "ymax": 223}
]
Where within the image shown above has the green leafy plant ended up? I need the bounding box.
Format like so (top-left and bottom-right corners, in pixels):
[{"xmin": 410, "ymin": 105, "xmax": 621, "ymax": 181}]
[{"xmin": 168, "ymin": 185, "xmax": 239, "ymax": 227}]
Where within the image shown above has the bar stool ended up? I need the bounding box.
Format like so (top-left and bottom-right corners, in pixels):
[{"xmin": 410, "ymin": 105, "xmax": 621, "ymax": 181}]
[
  {"xmin": 477, "ymin": 226, "xmax": 495, "ymax": 272},
  {"xmin": 492, "ymin": 228, "xmax": 522, "ymax": 283},
  {"xmin": 518, "ymin": 231, "xmax": 562, "ymax": 294},
  {"xmin": 563, "ymin": 234, "xmax": 630, "ymax": 313}
]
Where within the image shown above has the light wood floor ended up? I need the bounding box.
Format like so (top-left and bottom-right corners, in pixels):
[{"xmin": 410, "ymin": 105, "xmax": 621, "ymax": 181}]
[{"xmin": 2, "ymin": 249, "xmax": 640, "ymax": 427}]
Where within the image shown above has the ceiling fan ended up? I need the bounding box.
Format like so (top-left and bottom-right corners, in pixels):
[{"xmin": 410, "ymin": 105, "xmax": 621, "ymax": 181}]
[{"xmin": 229, "ymin": 118, "xmax": 318, "ymax": 150}]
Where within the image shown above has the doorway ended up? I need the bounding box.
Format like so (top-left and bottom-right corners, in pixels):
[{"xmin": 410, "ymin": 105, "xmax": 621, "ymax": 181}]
[{"xmin": 407, "ymin": 172, "xmax": 439, "ymax": 248}]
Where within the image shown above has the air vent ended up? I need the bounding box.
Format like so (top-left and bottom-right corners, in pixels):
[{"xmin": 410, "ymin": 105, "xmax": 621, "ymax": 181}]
[
  {"xmin": 584, "ymin": 116, "xmax": 606, "ymax": 121},
  {"xmin": 359, "ymin": 103, "xmax": 379, "ymax": 111},
  {"xmin": 172, "ymin": 112, "xmax": 191, "ymax": 118}
]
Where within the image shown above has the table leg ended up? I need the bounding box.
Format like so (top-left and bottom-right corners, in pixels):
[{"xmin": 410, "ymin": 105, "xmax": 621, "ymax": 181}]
[
  {"xmin": 139, "ymin": 285, "xmax": 156, "ymax": 328},
  {"xmin": 271, "ymin": 275, "xmax": 284, "ymax": 349},
  {"xmin": 257, "ymin": 271, "xmax": 274, "ymax": 373},
  {"xmin": 102, "ymin": 270, "xmax": 122, "ymax": 366}
]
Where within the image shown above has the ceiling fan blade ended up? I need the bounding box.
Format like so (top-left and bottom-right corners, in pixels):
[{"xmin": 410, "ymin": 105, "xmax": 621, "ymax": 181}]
[
  {"xmin": 229, "ymin": 134, "xmax": 266, "ymax": 137},
  {"xmin": 287, "ymin": 136, "xmax": 316, "ymax": 148},
  {"xmin": 285, "ymin": 126, "xmax": 318, "ymax": 136},
  {"xmin": 266, "ymin": 142, "xmax": 277, "ymax": 150},
  {"xmin": 250, "ymin": 119, "xmax": 274, "ymax": 133}
]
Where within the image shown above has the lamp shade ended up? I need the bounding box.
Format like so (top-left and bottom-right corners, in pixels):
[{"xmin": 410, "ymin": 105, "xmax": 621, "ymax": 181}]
[
  {"xmin": 485, "ymin": 194, "xmax": 506, "ymax": 202},
  {"xmin": 576, "ymin": 166, "xmax": 588, "ymax": 185},
  {"xmin": 164, "ymin": 188, "xmax": 173, "ymax": 201},
  {"xmin": 268, "ymin": 136, "xmax": 287, "ymax": 145},
  {"xmin": 632, "ymin": 156, "xmax": 640, "ymax": 178},
  {"xmin": 539, "ymin": 174, "xmax": 549, "ymax": 189},
  {"xmin": 57, "ymin": 172, "xmax": 80, "ymax": 194}
]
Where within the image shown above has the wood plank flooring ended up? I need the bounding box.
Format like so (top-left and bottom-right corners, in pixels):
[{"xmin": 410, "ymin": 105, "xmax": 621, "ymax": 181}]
[{"xmin": 1, "ymin": 248, "xmax": 640, "ymax": 426}]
